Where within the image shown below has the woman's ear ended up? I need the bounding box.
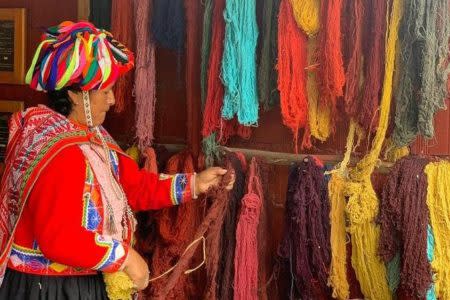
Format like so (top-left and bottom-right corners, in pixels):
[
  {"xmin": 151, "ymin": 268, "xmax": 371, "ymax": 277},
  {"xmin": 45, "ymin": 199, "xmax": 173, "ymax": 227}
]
[{"xmin": 67, "ymin": 90, "xmax": 81, "ymax": 106}]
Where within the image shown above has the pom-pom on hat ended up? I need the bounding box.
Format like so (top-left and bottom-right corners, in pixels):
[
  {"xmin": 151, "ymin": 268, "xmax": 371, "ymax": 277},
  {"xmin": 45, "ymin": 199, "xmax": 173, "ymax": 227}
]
[{"xmin": 25, "ymin": 21, "xmax": 134, "ymax": 91}]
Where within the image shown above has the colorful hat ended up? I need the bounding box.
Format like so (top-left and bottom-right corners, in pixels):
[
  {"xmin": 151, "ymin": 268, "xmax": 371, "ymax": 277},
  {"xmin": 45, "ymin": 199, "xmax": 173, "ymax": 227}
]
[{"xmin": 25, "ymin": 21, "xmax": 134, "ymax": 91}]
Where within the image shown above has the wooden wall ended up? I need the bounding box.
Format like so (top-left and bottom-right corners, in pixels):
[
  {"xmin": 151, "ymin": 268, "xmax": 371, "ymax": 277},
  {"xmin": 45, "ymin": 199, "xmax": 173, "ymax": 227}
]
[{"xmin": 0, "ymin": 0, "xmax": 78, "ymax": 108}]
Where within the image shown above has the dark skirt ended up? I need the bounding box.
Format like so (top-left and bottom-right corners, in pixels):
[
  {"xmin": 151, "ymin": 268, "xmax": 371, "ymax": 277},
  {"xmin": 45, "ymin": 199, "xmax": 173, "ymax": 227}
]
[{"xmin": 0, "ymin": 268, "xmax": 108, "ymax": 300}]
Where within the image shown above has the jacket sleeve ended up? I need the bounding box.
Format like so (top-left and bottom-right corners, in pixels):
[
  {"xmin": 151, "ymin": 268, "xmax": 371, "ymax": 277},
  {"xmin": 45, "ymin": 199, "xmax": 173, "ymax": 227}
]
[
  {"xmin": 118, "ymin": 154, "xmax": 195, "ymax": 211},
  {"xmin": 28, "ymin": 146, "xmax": 129, "ymax": 273}
]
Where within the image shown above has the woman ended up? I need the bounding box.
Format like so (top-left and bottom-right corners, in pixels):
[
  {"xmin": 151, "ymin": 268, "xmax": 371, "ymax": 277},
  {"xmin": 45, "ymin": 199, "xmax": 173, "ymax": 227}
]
[{"xmin": 0, "ymin": 21, "xmax": 234, "ymax": 299}]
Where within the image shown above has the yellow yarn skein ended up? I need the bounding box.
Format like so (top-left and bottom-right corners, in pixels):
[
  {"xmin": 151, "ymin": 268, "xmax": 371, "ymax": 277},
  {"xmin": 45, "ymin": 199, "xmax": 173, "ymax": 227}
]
[
  {"xmin": 290, "ymin": 0, "xmax": 320, "ymax": 36},
  {"xmin": 425, "ymin": 161, "xmax": 450, "ymax": 300}
]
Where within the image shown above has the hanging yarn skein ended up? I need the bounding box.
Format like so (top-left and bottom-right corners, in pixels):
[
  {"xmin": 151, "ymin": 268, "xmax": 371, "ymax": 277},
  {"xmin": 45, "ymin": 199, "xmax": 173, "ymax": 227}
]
[
  {"xmin": 343, "ymin": 0, "xmax": 364, "ymax": 118},
  {"xmin": 221, "ymin": 0, "xmax": 259, "ymax": 125},
  {"xmin": 154, "ymin": 170, "xmax": 234, "ymax": 300},
  {"xmin": 358, "ymin": 0, "xmax": 387, "ymax": 132},
  {"xmin": 203, "ymin": 160, "xmax": 234, "ymax": 300},
  {"xmin": 202, "ymin": 0, "xmax": 227, "ymax": 139},
  {"xmin": 217, "ymin": 153, "xmax": 247, "ymax": 300},
  {"xmin": 378, "ymin": 156, "xmax": 432, "ymax": 298},
  {"xmin": 342, "ymin": 0, "xmax": 404, "ymax": 298},
  {"xmin": 290, "ymin": 0, "xmax": 320, "ymax": 36},
  {"xmin": 392, "ymin": 0, "xmax": 450, "ymax": 147},
  {"xmin": 234, "ymin": 158, "xmax": 263, "ymax": 300},
  {"xmin": 318, "ymin": 0, "xmax": 345, "ymax": 120},
  {"xmin": 258, "ymin": 0, "xmax": 280, "ymax": 111},
  {"xmin": 147, "ymin": 152, "xmax": 204, "ymax": 299},
  {"xmin": 417, "ymin": 0, "xmax": 450, "ymax": 139},
  {"xmin": 200, "ymin": 0, "xmax": 213, "ymax": 108},
  {"xmin": 151, "ymin": 0, "xmax": 185, "ymax": 50},
  {"xmin": 277, "ymin": 0, "xmax": 309, "ymax": 152},
  {"xmin": 110, "ymin": 0, "xmax": 134, "ymax": 113},
  {"xmin": 425, "ymin": 161, "xmax": 450, "ymax": 300},
  {"xmin": 134, "ymin": 0, "xmax": 156, "ymax": 150},
  {"xmin": 279, "ymin": 156, "xmax": 331, "ymax": 299}
]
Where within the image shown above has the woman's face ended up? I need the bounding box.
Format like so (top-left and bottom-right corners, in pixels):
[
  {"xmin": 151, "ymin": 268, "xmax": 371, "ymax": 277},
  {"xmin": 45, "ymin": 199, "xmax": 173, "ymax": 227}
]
[{"xmin": 68, "ymin": 86, "xmax": 115, "ymax": 126}]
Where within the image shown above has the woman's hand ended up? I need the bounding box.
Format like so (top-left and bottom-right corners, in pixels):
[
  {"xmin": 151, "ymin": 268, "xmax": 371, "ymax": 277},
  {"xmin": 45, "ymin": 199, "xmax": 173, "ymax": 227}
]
[
  {"xmin": 122, "ymin": 248, "xmax": 149, "ymax": 291},
  {"xmin": 195, "ymin": 167, "xmax": 235, "ymax": 195}
]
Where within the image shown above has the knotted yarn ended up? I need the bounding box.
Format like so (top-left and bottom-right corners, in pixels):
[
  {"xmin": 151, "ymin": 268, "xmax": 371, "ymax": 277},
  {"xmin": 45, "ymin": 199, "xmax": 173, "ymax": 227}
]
[
  {"xmin": 318, "ymin": 0, "xmax": 345, "ymax": 119},
  {"xmin": 234, "ymin": 158, "xmax": 263, "ymax": 300},
  {"xmin": 342, "ymin": 0, "xmax": 404, "ymax": 299},
  {"xmin": 110, "ymin": 0, "xmax": 134, "ymax": 113},
  {"xmin": 277, "ymin": 0, "xmax": 309, "ymax": 153},
  {"xmin": 290, "ymin": 0, "xmax": 320, "ymax": 36},
  {"xmin": 425, "ymin": 161, "xmax": 450, "ymax": 300},
  {"xmin": 221, "ymin": 0, "xmax": 259, "ymax": 125},
  {"xmin": 134, "ymin": 0, "xmax": 156, "ymax": 149},
  {"xmin": 378, "ymin": 156, "xmax": 432, "ymax": 298}
]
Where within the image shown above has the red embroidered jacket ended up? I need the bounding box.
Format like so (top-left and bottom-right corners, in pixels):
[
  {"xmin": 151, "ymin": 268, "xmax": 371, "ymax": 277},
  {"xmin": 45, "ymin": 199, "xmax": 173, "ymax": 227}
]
[{"xmin": 7, "ymin": 145, "xmax": 194, "ymax": 276}]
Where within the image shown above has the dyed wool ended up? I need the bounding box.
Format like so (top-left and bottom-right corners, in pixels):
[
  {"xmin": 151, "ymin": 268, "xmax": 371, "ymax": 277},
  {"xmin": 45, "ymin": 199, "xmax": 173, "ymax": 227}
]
[
  {"xmin": 155, "ymin": 169, "xmax": 234, "ymax": 300},
  {"xmin": 258, "ymin": 0, "xmax": 280, "ymax": 111},
  {"xmin": 290, "ymin": 0, "xmax": 320, "ymax": 36},
  {"xmin": 318, "ymin": 0, "xmax": 345, "ymax": 119},
  {"xmin": 234, "ymin": 158, "xmax": 263, "ymax": 300},
  {"xmin": 425, "ymin": 161, "xmax": 450, "ymax": 299},
  {"xmin": 203, "ymin": 155, "xmax": 239, "ymax": 300},
  {"xmin": 134, "ymin": 0, "xmax": 156, "ymax": 150},
  {"xmin": 307, "ymin": 38, "xmax": 331, "ymax": 142},
  {"xmin": 328, "ymin": 120, "xmax": 356, "ymax": 300},
  {"xmin": 378, "ymin": 156, "xmax": 432, "ymax": 298},
  {"xmin": 277, "ymin": 0, "xmax": 309, "ymax": 152},
  {"xmin": 221, "ymin": 0, "xmax": 259, "ymax": 125},
  {"xmin": 358, "ymin": 0, "xmax": 387, "ymax": 132},
  {"xmin": 417, "ymin": 0, "xmax": 450, "ymax": 139},
  {"xmin": 393, "ymin": 0, "xmax": 450, "ymax": 147},
  {"xmin": 343, "ymin": 0, "xmax": 404, "ymax": 298},
  {"xmin": 200, "ymin": 0, "xmax": 213, "ymax": 108},
  {"xmin": 343, "ymin": 0, "xmax": 364, "ymax": 118},
  {"xmin": 110, "ymin": 0, "xmax": 134, "ymax": 113},
  {"xmin": 89, "ymin": 0, "xmax": 111, "ymax": 30},
  {"xmin": 147, "ymin": 152, "xmax": 204, "ymax": 299},
  {"xmin": 279, "ymin": 157, "xmax": 331, "ymax": 299},
  {"xmin": 202, "ymin": 0, "xmax": 227, "ymax": 139},
  {"xmin": 391, "ymin": 0, "xmax": 426, "ymax": 147},
  {"xmin": 217, "ymin": 153, "xmax": 247, "ymax": 300},
  {"xmin": 151, "ymin": 0, "xmax": 185, "ymax": 50}
]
